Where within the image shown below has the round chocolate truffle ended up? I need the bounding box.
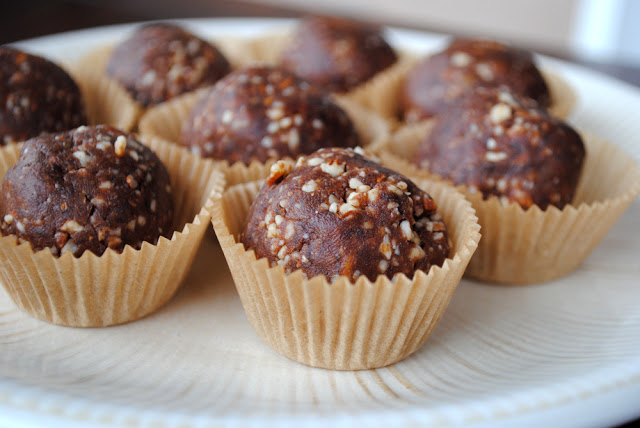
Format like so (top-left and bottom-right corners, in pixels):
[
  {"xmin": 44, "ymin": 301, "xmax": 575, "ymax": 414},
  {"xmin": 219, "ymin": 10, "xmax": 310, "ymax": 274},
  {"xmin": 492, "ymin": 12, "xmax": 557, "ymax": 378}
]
[
  {"xmin": 415, "ymin": 87, "xmax": 584, "ymax": 209},
  {"xmin": 402, "ymin": 38, "xmax": 550, "ymax": 122},
  {"xmin": 181, "ymin": 65, "xmax": 360, "ymax": 164},
  {"xmin": 279, "ymin": 15, "xmax": 398, "ymax": 93},
  {"xmin": 106, "ymin": 23, "xmax": 232, "ymax": 107},
  {"xmin": 0, "ymin": 47, "xmax": 87, "ymax": 145},
  {"xmin": 242, "ymin": 147, "xmax": 450, "ymax": 282},
  {"xmin": 0, "ymin": 125, "xmax": 174, "ymax": 257}
]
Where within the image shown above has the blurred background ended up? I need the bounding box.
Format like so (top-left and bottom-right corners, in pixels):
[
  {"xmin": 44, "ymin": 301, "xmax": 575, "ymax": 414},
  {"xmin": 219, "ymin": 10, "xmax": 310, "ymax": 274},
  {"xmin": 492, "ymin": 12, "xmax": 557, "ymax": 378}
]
[{"xmin": 2, "ymin": 0, "xmax": 640, "ymax": 87}]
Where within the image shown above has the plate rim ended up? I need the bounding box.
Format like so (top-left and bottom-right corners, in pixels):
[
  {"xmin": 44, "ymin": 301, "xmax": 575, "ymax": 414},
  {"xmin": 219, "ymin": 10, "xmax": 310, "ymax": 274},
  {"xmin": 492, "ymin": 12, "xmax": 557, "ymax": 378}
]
[{"xmin": 1, "ymin": 16, "xmax": 640, "ymax": 428}]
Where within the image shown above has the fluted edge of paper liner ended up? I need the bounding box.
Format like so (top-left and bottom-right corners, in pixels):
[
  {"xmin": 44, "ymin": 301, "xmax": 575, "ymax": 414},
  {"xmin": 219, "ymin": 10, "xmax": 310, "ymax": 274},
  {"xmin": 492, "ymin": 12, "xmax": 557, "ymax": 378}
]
[
  {"xmin": 210, "ymin": 176, "xmax": 480, "ymax": 370},
  {"xmin": 0, "ymin": 138, "xmax": 225, "ymax": 327},
  {"xmin": 378, "ymin": 121, "xmax": 640, "ymax": 284},
  {"xmin": 64, "ymin": 51, "xmax": 141, "ymax": 132}
]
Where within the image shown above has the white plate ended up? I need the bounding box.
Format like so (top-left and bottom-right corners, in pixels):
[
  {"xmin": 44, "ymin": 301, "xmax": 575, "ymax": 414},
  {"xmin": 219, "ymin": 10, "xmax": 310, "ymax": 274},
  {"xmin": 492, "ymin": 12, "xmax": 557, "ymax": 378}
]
[{"xmin": 2, "ymin": 18, "xmax": 640, "ymax": 428}]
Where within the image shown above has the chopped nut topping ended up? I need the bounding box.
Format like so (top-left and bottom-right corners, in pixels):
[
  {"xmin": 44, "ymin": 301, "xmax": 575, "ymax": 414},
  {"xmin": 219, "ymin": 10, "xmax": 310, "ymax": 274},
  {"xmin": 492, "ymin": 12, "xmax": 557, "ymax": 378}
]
[
  {"xmin": 301, "ymin": 180, "xmax": 317, "ymax": 193},
  {"xmin": 114, "ymin": 135, "xmax": 127, "ymax": 157},
  {"xmin": 400, "ymin": 220, "xmax": 412, "ymax": 240},
  {"xmin": 485, "ymin": 151, "xmax": 508, "ymax": 162},
  {"xmin": 60, "ymin": 220, "xmax": 84, "ymax": 233},
  {"xmin": 489, "ymin": 103, "xmax": 512, "ymax": 123},
  {"xmin": 450, "ymin": 51, "xmax": 472, "ymax": 67},
  {"xmin": 320, "ymin": 161, "xmax": 345, "ymax": 177},
  {"xmin": 72, "ymin": 150, "xmax": 93, "ymax": 167}
]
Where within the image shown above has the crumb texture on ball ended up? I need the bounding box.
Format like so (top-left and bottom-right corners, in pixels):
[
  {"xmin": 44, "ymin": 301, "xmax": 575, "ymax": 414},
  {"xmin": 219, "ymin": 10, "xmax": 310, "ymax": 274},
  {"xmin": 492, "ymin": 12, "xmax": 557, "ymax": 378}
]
[
  {"xmin": 402, "ymin": 38, "xmax": 550, "ymax": 122},
  {"xmin": 0, "ymin": 125, "xmax": 173, "ymax": 257},
  {"xmin": 242, "ymin": 147, "xmax": 449, "ymax": 282},
  {"xmin": 416, "ymin": 87, "xmax": 585, "ymax": 209},
  {"xmin": 181, "ymin": 65, "xmax": 360, "ymax": 164},
  {"xmin": 280, "ymin": 15, "xmax": 398, "ymax": 93},
  {"xmin": 107, "ymin": 23, "xmax": 232, "ymax": 107},
  {"xmin": 0, "ymin": 47, "xmax": 87, "ymax": 145}
]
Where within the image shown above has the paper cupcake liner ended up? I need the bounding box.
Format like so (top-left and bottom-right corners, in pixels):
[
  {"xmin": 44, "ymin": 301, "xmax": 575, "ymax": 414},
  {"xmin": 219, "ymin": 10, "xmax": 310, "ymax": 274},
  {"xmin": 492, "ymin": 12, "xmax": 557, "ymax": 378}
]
[
  {"xmin": 211, "ymin": 177, "xmax": 480, "ymax": 370},
  {"xmin": 378, "ymin": 122, "xmax": 640, "ymax": 284},
  {"xmin": 0, "ymin": 139, "xmax": 225, "ymax": 327},
  {"xmin": 345, "ymin": 53, "xmax": 576, "ymax": 122},
  {"xmin": 138, "ymin": 86, "xmax": 391, "ymax": 188},
  {"xmin": 62, "ymin": 52, "xmax": 141, "ymax": 132},
  {"xmin": 246, "ymin": 31, "xmax": 289, "ymax": 65}
]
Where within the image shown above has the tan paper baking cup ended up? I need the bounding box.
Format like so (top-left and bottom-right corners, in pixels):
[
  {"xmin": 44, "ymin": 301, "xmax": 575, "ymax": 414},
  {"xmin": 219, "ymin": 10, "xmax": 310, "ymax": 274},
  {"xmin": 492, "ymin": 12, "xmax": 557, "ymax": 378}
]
[
  {"xmin": 138, "ymin": 87, "xmax": 391, "ymax": 188},
  {"xmin": 379, "ymin": 122, "xmax": 640, "ymax": 284},
  {"xmin": 346, "ymin": 54, "xmax": 576, "ymax": 121},
  {"xmin": 0, "ymin": 138, "xmax": 225, "ymax": 327},
  {"xmin": 60, "ymin": 52, "xmax": 141, "ymax": 132},
  {"xmin": 211, "ymin": 177, "xmax": 480, "ymax": 370}
]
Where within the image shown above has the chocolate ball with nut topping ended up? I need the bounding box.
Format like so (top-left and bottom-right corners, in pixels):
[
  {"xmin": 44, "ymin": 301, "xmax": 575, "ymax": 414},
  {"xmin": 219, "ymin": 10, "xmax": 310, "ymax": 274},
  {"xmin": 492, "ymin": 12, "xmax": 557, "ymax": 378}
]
[
  {"xmin": 0, "ymin": 125, "xmax": 173, "ymax": 257},
  {"xmin": 0, "ymin": 47, "xmax": 87, "ymax": 145},
  {"xmin": 280, "ymin": 15, "xmax": 398, "ymax": 93},
  {"xmin": 181, "ymin": 65, "xmax": 360, "ymax": 164},
  {"xmin": 106, "ymin": 23, "xmax": 231, "ymax": 107},
  {"xmin": 242, "ymin": 147, "xmax": 449, "ymax": 282},
  {"xmin": 402, "ymin": 38, "xmax": 550, "ymax": 122},
  {"xmin": 415, "ymin": 87, "xmax": 584, "ymax": 209}
]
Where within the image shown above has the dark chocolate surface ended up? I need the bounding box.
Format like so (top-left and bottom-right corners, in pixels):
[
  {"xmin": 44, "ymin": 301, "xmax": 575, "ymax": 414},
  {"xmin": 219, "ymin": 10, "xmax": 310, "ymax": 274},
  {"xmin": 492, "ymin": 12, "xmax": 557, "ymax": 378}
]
[
  {"xmin": 415, "ymin": 87, "xmax": 584, "ymax": 209},
  {"xmin": 0, "ymin": 125, "xmax": 173, "ymax": 256},
  {"xmin": 280, "ymin": 15, "xmax": 398, "ymax": 93},
  {"xmin": 181, "ymin": 65, "xmax": 360, "ymax": 164},
  {"xmin": 242, "ymin": 147, "xmax": 449, "ymax": 282},
  {"xmin": 107, "ymin": 23, "xmax": 231, "ymax": 107},
  {"xmin": 0, "ymin": 47, "xmax": 87, "ymax": 145}
]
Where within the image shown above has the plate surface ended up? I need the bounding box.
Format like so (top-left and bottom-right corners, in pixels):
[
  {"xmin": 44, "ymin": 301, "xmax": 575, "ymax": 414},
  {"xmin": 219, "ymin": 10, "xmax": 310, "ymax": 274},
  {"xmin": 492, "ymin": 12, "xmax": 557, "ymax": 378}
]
[{"xmin": 2, "ymin": 18, "xmax": 640, "ymax": 428}]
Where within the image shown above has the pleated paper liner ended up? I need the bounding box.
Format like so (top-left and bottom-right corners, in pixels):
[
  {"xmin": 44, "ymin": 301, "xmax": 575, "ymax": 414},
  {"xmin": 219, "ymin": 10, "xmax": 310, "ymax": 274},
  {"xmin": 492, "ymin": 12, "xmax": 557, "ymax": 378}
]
[
  {"xmin": 0, "ymin": 138, "xmax": 225, "ymax": 327},
  {"xmin": 379, "ymin": 122, "xmax": 640, "ymax": 284},
  {"xmin": 346, "ymin": 54, "xmax": 576, "ymax": 122},
  {"xmin": 211, "ymin": 178, "xmax": 481, "ymax": 370},
  {"xmin": 65, "ymin": 64, "xmax": 141, "ymax": 132},
  {"xmin": 70, "ymin": 36, "xmax": 256, "ymax": 130},
  {"xmin": 138, "ymin": 87, "xmax": 392, "ymax": 188}
]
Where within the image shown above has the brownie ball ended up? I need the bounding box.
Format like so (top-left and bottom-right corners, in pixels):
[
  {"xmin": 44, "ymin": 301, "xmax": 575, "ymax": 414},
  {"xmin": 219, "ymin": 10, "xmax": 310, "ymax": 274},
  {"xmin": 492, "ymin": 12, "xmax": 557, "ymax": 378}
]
[
  {"xmin": 106, "ymin": 23, "xmax": 232, "ymax": 107},
  {"xmin": 415, "ymin": 87, "xmax": 585, "ymax": 209},
  {"xmin": 242, "ymin": 147, "xmax": 449, "ymax": 282},
  {"xmin": 279, "ymin": 15, "xmax": 398, "ymax": 93},
  {"xmin": 402, "ymin": 38, "xmax": 550, "ymax": 122},
  {"xmin": 0, "ymin": 125, "xmax": 173, "ymax": 257},
  {"xmin": 0, "ymin": 47, "xmax": 87, "ymax": 145},
  {"xmin": 181, "ymin": 65, "xmax": 360, "ymax": 164}
]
